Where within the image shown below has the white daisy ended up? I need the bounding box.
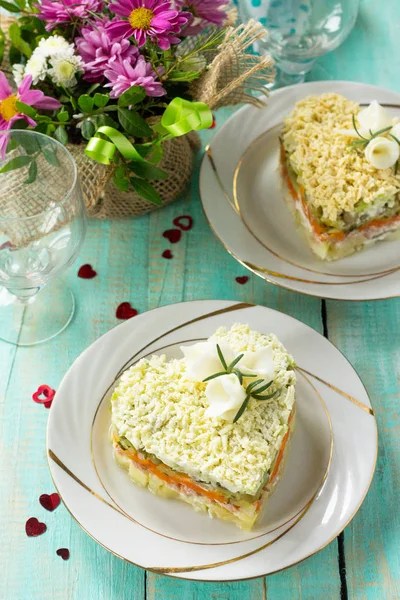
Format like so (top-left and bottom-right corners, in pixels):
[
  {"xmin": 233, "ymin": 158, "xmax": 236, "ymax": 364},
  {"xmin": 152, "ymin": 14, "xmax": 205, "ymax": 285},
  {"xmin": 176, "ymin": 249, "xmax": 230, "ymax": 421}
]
[
  {"xmin": 37, "ymin": 35, "xmax": 72, "ymax": 58},
  {"xmin": 24, "ymin": 51, "xmax": 48, "ymax": 85},
  {"xmin": 12, "ymin": 63, "xmax": 25, "ymax": 87},
  {"xmin": 48, "ymin": 53, "xmax": 84, "ymax": 88}
]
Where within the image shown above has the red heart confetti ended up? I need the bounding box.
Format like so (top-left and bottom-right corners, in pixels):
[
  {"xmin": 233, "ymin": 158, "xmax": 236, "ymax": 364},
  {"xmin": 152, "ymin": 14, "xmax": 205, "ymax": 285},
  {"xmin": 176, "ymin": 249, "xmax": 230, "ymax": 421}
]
[
  {"xmin": 56, "ymin": 548, "xmax": 70, "ymax": 561},
  {"xmin": 162, "ymin": 229, "xmax": 182, "ymax": 244},
  {"xmin": 39, "ymin": 493, "xmax": 60, "ymax": 512},
  {"xmin": 162, "ymin": 249, "xmax": 173, "ymax": 259},
  {"xmin": 25, "ymin": 517, "xmax": 47, "ymax": 537},
  {"xmin": 78, "ymin": 264, "xmax": 97, "ymax": 279},
  {"xmin": 209, "ymin": 116, "xmax": 216, "ymax": 129},
  {"xmin": 116, "ymin": 302, "xmax": 138, "ymax": 320},
  {"xmin": 235, "ymin": 276, "xmax": 249, "ymax": 285},
  {"xmin": 32, "ymin": 385, "xmax": 56, "ymax": 409},
  {"xmin": 173, "ymin": 215, "xmax": 193, "ymax": 231},
  {"xmin": 0, "ymin": 241, "xmax": 15, "ymax": 250}
]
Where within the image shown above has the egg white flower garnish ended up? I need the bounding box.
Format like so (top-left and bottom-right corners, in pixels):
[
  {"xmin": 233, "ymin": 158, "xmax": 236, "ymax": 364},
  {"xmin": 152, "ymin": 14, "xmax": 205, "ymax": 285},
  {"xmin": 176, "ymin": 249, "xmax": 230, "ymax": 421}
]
[
  {"xmin": 364, "ymin": 136, "xmax": 400, "ymax": 170},
  {"xmin": 205, "ymin": 373, "xmax": 246, "ymax": 420},
  {"xmin": 237, "ymin": 346, "xmax": 275, "ymax": 380},
  {"xmin": 357, "ymin": 100, "xmax": 393, "ymax": 136},
  {"xmin": 180, "ymin": 341, "xmax": 235, "ymax": 381},
  {"xmin": 181, "ymin": 339, "xmax": 277, "ymax": 422}
]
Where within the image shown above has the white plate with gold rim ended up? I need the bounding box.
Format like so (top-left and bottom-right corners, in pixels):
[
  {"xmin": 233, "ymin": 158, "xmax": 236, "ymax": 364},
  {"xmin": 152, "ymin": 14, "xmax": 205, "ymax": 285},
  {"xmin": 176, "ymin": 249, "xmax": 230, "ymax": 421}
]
[
  {"xmin": 199, "ymin": 81, "xmax": 400, "ymax": 300},
  {"xmin": 47, "ymin": 300, "xmax": 377, "ymax": 581}
]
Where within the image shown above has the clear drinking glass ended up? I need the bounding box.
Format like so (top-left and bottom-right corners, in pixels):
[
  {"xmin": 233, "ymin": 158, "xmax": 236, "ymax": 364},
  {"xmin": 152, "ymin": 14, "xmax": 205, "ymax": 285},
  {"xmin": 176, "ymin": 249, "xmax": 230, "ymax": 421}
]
[
  {"xmin": 238, "ymin": 0, "xmax": 360, "ymax": 87},
  {"xmin": 0, "ymin": 130, "xmax": 86, "ymax": 346}
]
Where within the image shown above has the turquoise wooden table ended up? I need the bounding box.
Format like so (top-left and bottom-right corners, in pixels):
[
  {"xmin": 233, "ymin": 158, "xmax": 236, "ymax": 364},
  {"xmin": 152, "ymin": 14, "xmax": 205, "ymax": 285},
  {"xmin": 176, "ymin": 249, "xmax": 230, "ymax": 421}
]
[{"xmin": 1, "ymin": 1, "xmax": 400, "ymax": 598}]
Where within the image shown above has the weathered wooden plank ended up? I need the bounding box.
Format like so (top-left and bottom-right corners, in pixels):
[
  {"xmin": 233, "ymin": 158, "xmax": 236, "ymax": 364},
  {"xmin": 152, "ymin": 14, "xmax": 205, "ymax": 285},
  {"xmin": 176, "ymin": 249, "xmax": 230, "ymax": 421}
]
[
  {"xmin": 325, "ymin": 299, "xmax": 400, "ymax": 600},
  {"xmin": 0, "ymin": 219, "xmax": 147, "ymax": 600}
]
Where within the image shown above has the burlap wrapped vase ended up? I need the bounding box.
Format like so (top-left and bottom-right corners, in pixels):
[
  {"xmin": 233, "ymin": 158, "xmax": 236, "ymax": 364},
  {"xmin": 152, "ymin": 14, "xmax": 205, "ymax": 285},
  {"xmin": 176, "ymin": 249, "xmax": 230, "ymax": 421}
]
[
  {"xmin": 67, "ymin": 131, "xmax": 200, "ymax": 219},
  {"xmin": 0, "ymin": 15, "xmax": 274, "ymax": 219}
]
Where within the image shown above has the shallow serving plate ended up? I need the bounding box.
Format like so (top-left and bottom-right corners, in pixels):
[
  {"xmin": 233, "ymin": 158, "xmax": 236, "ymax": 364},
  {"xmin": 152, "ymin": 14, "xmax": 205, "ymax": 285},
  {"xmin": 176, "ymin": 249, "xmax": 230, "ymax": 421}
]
[
  {"xmin": 200, "ymin": 81, "xmax": 400, "ymax": 300},
  {"xmin": 47, "ymin": 300, "xmax": 377, "ymax": 581}
]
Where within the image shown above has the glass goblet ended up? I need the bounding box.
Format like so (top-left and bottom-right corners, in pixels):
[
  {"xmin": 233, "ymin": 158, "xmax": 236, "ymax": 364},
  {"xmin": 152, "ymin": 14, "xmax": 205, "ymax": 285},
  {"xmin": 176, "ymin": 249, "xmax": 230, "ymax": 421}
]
[
  {"xmin": 238, "ymin": 0, "xmax": 360, "ymax": 88},
  {"xmin": 0, "ymin": 130, "xmax": 86, "ymax": 346}
]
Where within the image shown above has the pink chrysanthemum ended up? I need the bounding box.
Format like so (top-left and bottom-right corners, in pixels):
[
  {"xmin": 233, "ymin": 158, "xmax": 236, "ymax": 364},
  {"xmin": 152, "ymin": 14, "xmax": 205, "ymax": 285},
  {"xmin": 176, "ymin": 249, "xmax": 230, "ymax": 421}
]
[
  {"xmin": 0, "ymin": 72, "xmax": 60, "ymax": 158},
  {"xmin": 76, "ymin": 19, "xmax": 139, "ymax": 82},
  {"xmin": 177, "ymin": 0, "xmax": 229, "ymax": 35},
  {"xmin": 104, "ymin": 56, "xmax": 166, "ymax": 98},
  {"xmin": 107, "ymin": 0, "xmax": 189, "ymax": 50},
  {"xmin": 35, "ymin": 0, "xmax": 104, "ymax": 31}
]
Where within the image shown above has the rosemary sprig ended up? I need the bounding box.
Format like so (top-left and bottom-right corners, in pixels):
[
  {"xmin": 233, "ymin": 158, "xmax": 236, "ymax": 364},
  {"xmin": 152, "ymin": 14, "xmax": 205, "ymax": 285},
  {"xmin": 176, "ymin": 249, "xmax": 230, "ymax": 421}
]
[
  {"xmin": 202, "ymin": 344, "xmax": 257, "ymax": 382},
  {"xmin": 202, "ymin": 345, "xmax": 278, "ymax": 423},
  {"xmin": 351, "ymin": 115, "xmax": 394, "ymax": 147},
  {"xmin": 233, "ymin": 380, "xmax": 279, "ymax": 424}
]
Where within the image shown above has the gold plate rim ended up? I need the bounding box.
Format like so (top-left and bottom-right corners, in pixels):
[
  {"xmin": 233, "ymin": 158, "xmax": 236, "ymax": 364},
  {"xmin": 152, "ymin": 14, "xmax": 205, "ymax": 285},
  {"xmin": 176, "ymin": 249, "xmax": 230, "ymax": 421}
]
[
  {"xmin": 231, "ymin": 125, "xmax": 400, "ymax": 279},
  {"xmin": 46, "ymin": 300, "xmax": 378, "ymax": 580}
]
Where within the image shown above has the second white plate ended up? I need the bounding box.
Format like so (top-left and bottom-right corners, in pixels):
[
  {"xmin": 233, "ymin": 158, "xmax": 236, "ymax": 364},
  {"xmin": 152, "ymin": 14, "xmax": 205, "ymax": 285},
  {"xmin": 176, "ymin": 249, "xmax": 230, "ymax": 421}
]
[
  {"xmin": 200, "ymin": 81, "xmax": 400, "ymax": 300},
  {"xmin": 47, "ymin": 300, "xmax": 377, "ymax": 580}
]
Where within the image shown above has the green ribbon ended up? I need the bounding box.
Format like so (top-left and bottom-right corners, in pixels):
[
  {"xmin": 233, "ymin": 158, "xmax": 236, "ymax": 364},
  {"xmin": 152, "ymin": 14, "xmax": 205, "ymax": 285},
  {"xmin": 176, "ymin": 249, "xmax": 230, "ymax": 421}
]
[
  {"xmin": 85, "ymin": 99, "xmax": 212, "ymax": 165},
  {"xmin": 159, "ymin": 98, "xmax": 213, "ymax": 137},
  {"xmin": 85, "ymin": 126, "xmax": 144, "ymax": 165}
]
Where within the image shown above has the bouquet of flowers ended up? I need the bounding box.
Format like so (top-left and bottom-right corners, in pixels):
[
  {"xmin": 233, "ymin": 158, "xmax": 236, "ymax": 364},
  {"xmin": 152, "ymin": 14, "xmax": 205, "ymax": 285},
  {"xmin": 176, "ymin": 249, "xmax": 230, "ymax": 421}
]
[{"xmin": 0, "ymin": 1, "xmax": 273, "ymax": 217}]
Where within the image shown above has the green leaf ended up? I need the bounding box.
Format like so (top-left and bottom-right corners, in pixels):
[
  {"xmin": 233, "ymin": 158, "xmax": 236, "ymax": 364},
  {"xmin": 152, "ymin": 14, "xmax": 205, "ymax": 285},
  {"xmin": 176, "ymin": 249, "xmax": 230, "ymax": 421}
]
[
  {"xmin": 0, "ymin": 155, "xmax": 32, "ymax": 174},
  {"xmin": 134, "ymin": 144, "xmax": 153, "ymax": 159},
  {"xmin": 12, "ymin": 131, "xmax": 40, "ymax": 155},
  {"xmin": 130, "ymin": 177, "xmax": 162, "ymax": 206},
  {"xmin": 78, "ymin": 94, "xmax": 94, "ymax": 113},
  {"xmin": 93, "ymin": 93, "xmax": 109, "ymax": 108},
  {"xmin": 232, "ymin": 368, "xmax": 243, "ymax": 384},
  {"xmin": 57, "ymin": 109, "xmax": 69, "ymax": 122},
  {"xmin": 15, "ymin": 0, "xmax": 26, "ymax": 9},
  {"xmin": 42, "ymin": 147, "xmax": 59, "ymax": 166},
  {"xmin": 233, "ymin": 395, "xmax": 251, "ymax": 424},
  {"xmin": 24, "ymin": 159, "xmax": 37, "ymax": 184},
  {"xmin": 251, "ymin": 380, "xmax": 273, "ymax": 394},
  {"xmin": 0, "ymin": 0, "xmax": 20, "ymax": 12},
  {"xmin": 127, "ymin": 161, "xmax": 169, "ymax": 180},
  {"xmin": 148, "ymin": 144, "xmax": 164, "ymax": 164},
  {"xmin": 0, "ymin": 29, "xmax": 5, "ymax": 68},
  {"xmin": 216, "ymin": 344, "xmax": 228, "ymax": 370},
  {"xmin": 246, "ymin": 379, "xmax": 264, "ymax": 393},
  {"xmin": 53, "ymin": 125, "xmax": 68, "ymax": 145},
  {"xmin": 87, "ymin": 82, "xmax": 100, "ymax": 96},
  {"xmin": 10, "ymin": 118, "xmax": 28, "ymax": 130},
  {"xmin": 81, "ymin": 119, "xmax": 95, "ymax": 141},
  {"xmin": 118, "ymin": 108, "xmax": 152, "ymax": 138},
  {"xmin": 167, "ymin": 70, "xmax": 201, "ymax": 82},
  {"xmin": 16, "ymin": 101, "xmax": 37, "ymax": 119},
  {"xmin": 103, "ymin": 105, "xmax": 119, "ymax": 112},
  {"xmin": 252, "ymin": 390, "xmax": 279, "ymax": 401},
  {"xmin": 8, "ymin": 23, "xmax": 32, "ymax": 57},
  {"xmin": 9, "ymin": 46, "xmax": 23, "ymax": 65},
  {"xmin": 226, "ymin": 353, "xmax": 244, "ymax": 373},
  {"xmin": 117, "ymin": 86, "xmax": 146, "ymax": 108},
  {"xmin": 113, "ymin": 175, "xmax": 129, "ymax": 192},
  {"xmin": 202, "ymin": 371, "xmax": 227, "ymax": 382}
]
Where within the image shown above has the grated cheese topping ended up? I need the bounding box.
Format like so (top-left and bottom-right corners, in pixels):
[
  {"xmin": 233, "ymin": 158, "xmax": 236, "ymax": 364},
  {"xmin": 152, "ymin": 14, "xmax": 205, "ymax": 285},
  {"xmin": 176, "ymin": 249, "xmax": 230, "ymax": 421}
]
[
  {"xmin": 282, "ymin": 93, "xmax": 400, "ymax": 222},
  {"xmin": 111, "ymin": 324, "xmax": 296, "ymax": 496}
]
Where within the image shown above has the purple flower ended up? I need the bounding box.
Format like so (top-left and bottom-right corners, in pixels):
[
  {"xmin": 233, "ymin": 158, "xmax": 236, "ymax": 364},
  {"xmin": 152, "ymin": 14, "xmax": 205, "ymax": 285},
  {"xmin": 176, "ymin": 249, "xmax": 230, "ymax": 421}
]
[
  {"xmin": 35, "ymin": 0, "xmax": 104, "ymax": 31},
  {"xmin": 76, "ymin": 19, "xmax": 139, "ymax": 82},
  {"xmin": 0, "ymin": 72, "xmax": 60, "ymax": 158},
  {"xmin": 107, "ymin": 0, "xmax": 189, "ymax": 50},
  {"xmin": 177, "ymin": 0, "xmax": 229, "ymax": 35},
  {"xmin": 104, "ymin": 56, "xmax": 166, "ymax": 98}
]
